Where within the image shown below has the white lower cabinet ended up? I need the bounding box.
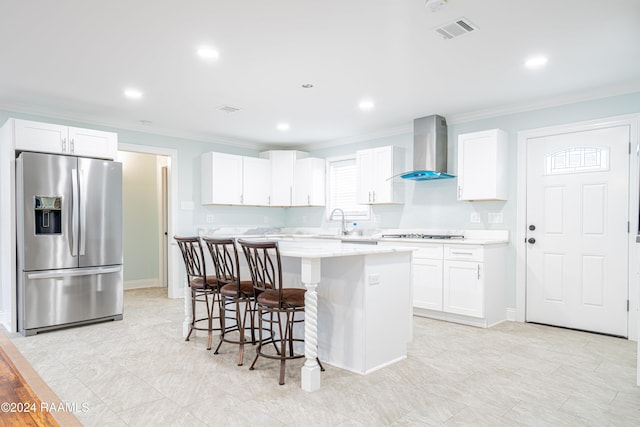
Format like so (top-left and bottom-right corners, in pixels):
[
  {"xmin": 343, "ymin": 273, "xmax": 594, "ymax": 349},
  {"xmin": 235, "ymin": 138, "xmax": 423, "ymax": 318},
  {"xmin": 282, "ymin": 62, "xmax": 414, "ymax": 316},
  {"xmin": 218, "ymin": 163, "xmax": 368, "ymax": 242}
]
[
  {"xmin": 380, "ymin": 240, "xmax": 506, "ymax": 328},
  {"xmin": 443, "ymin": 260, "xmax": 484, "ymax": 318},
  {"xmin": 412, "ymin": 246, "xmax": 443, "ymax": 311}
]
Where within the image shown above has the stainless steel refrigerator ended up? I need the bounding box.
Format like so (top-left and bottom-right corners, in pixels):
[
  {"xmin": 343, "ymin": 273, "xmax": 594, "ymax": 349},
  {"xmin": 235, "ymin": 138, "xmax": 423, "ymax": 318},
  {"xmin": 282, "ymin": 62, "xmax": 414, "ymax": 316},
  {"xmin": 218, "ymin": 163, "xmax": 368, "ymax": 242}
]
[{"xmin": 16, "ymin": 151, "xmax": 123, "ymax": 336}]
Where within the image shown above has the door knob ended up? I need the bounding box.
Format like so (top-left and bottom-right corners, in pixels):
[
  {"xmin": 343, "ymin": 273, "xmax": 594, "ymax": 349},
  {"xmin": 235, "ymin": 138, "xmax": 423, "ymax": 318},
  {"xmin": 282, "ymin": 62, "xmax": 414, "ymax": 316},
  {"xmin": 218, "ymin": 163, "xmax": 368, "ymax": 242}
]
[
  {"xmin": 527, "ymin": 237, "xmax": 536, "ymax": 244},
  {"xmin": 529, "ymin": 225, "xmax": 536, "ymax": 231}
]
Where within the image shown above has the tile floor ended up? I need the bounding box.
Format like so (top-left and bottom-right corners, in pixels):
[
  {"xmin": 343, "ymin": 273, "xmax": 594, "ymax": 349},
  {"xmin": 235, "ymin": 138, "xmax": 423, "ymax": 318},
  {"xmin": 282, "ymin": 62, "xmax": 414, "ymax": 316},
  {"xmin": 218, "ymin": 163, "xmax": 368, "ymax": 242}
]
[{"xmin": 9, "ymin": 287, "xmax": 640, "ymax": 426}]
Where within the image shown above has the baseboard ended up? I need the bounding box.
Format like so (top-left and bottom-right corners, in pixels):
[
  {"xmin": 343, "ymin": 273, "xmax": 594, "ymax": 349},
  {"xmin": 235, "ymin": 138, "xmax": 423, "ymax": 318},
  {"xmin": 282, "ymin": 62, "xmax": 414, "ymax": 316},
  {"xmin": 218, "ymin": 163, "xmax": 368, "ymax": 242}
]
[
  {"xmin": 506, "ymin": 308, "xmax": 517, "ymax": 321},
  {"xmin": 124, "ymin": 278, "xmax": 162, "ymax": 290}
]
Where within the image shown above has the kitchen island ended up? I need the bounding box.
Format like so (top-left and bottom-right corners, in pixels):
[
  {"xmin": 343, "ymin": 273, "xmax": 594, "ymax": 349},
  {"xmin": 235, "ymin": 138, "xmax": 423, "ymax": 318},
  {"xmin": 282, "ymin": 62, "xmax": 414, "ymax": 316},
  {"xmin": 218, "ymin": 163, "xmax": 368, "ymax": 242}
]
[
  {"xmin": 276, "ymin": 240, "xmax": 414, "ymax": 391},
  {"xmin": 188, "ymin": 237, "xmax": 414, "ymax": 392}
]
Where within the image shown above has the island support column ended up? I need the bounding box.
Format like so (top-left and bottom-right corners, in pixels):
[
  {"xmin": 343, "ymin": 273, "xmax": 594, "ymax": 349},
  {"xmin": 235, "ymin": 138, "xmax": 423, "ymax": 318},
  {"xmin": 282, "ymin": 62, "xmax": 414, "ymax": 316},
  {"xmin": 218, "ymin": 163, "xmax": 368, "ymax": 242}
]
[{"xmin": 300, "ymin": 257, "xmax": 321, "ymax": 391}]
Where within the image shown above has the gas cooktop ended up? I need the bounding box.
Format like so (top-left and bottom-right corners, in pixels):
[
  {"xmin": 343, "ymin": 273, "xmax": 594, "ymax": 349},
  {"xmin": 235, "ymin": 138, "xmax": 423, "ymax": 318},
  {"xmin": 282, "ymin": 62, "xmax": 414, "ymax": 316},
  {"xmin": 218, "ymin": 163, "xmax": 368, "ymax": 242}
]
[{"xmin": 381, "ymin": 234, "xmax": 465, "ymax": 240}]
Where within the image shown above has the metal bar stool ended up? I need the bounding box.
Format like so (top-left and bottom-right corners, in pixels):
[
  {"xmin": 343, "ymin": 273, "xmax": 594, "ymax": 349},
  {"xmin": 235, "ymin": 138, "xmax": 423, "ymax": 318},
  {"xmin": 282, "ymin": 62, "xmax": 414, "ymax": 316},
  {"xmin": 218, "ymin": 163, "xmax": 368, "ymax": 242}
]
[
  {"xmin": 203, "ymin": 237, "xmax": 258, "ymax": 366},
  {"xmin": 174, "ymin": 236, "xmax": 224, "ymax": 350},
  {"xmin": 238, "ymin": 239, "xmax": 324, "ymax": 385}
]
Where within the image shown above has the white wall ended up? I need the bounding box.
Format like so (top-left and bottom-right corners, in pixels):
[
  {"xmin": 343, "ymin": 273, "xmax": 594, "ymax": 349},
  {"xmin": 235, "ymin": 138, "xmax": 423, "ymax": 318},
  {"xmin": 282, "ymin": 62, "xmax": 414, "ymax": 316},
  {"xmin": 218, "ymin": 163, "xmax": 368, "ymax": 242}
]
[{"xmin": 119, "ymin": 151, "xmax": 161, "ymax": 289}]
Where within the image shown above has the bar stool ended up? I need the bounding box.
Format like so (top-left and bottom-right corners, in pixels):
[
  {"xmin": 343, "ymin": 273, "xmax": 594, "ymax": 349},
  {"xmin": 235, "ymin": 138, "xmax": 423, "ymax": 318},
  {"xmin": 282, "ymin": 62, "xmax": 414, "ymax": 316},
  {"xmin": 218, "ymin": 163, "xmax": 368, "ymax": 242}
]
[
  {"xmin": 174, "ymin": 236, "xmax": 222, "ymax": 350},
  {"xmin": 203, "ymin": 237, "xmax": 257, "ymax": 366},
  {"xmin": 238, "ymin": 239, "xmax": 324, "ymax": 385}
]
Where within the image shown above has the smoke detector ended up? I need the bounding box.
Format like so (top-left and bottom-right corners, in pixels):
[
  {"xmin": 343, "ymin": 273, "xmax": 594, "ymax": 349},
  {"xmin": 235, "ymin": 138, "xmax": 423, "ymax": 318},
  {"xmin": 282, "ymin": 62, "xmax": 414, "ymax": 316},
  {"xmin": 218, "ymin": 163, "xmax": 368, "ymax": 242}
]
[{"xmin": 425, "ymin": 0, "xmax": 448, "ymax": 12}]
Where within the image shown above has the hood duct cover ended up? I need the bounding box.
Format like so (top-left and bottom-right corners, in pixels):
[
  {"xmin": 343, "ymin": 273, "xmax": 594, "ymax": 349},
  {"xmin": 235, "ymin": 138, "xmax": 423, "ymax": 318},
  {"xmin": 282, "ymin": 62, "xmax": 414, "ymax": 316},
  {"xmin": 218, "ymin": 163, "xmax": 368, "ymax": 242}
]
[{"xmin": 401, "ymin": 114, "xmax": 454, "ymax": 180}]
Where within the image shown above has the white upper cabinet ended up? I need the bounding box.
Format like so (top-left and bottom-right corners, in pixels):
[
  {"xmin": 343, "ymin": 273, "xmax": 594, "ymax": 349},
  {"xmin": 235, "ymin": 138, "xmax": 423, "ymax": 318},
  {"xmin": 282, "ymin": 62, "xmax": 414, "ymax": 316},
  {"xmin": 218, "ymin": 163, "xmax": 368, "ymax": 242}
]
[
  {"xmin": 201, "ymin": 152, "xmax": 243, "ymax": 205},
  {"xmin": 12, "ymin": 119, "xmax": 117, "ymax": 160},
  {"xmin": 293, "ymin": 157, "xmax": 325, "ymax": 206},
  {"xmin": 201, "ymin": 152, "xmax": 273, "ymax": 206},
  {"xmin": 242, "ymin": 156, "xmax": 271, "ymax": 206},
  {"xmin": 202, "ymin": 149, "xmax": 325, "ymax": 207},
  {"xmin": 261, "ymin": 150, "xmax": 326, "ymax": 207},
  {"xmin": 356, "ymin": 146, "xmax": 405, "ymax": 204},
  {"xmin": 457, "ymin": 129, "xmax": 508, "ymax": 201},
  {"xmin": 266, "ymin": 151, "xmax": 297, "ymax": 206}
]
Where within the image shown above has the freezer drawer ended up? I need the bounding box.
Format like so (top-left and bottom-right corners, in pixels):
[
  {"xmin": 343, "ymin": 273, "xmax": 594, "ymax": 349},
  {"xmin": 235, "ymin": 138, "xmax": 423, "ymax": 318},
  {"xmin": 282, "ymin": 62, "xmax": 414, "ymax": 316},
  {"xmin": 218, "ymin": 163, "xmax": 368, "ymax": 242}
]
[{"xmin": 19, "ymin": 266, "xmax": 123, "ymax": 335}]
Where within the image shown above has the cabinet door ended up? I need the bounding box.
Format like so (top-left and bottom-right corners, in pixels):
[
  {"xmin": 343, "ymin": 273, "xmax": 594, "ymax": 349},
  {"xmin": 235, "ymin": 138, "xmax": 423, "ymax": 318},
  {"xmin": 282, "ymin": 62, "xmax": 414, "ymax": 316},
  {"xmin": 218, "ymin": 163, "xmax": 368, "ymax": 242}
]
[
  {"xmin": 356, "ymin": 146, "xmax": 404, "ymax": 204},
  {"xmin": 243, "ymin": 157, "xmax": 271, "ymax": 206},
  {"xmin": 372, "ymin": 146, "xmax": 395, "ymax": 203},
  {"xmin": 443, "ymin": 260, "xmax": 484, "ymax": 318},
  {"xmin": 457, "ymin": 129, "xmax": 507, "ymax": 201},
  {"xmin": 293, "ymin": 157, "xmax": 325, "ymax": 206},
  {"xmin": 413, "ymin": 258, "xmax": 443, "ymax": 311},
  {"xmin": 356, "ymin": 149, "xmax": 374, "ymax": 204},
  {"xmin": 269, "ymin": 151, "xmax": 295, "ymax": 206},
  {"xmin": 14, "ymin": 119, "xmax": 68, "ymax": 154},
  {"xmin": 68, "ymin": 127, "xmax": 117, "ymax": 160},
  {"xmin": 201, "ymin": 152, "xmax": 242, "ymax": 205}
]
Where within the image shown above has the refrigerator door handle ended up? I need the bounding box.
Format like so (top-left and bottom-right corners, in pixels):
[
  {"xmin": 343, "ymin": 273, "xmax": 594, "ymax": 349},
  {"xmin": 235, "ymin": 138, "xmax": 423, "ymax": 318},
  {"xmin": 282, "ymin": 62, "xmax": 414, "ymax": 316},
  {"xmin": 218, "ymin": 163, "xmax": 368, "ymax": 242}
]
[
  {"xmin": 27, "ymin": 266, "xmax": 122, "ymax": 280},
  {"xmin": 71, "ymin": 168, "xmax": 79, "ymax": 256},
  {"xmin": 79, "ymin": 168, "xmax": 87, "ymax": 256}
]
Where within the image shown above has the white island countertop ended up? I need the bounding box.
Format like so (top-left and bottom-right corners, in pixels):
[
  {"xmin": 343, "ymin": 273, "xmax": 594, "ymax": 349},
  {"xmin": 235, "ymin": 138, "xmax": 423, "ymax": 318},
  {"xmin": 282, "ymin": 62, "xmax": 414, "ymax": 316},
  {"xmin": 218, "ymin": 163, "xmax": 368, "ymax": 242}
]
[{"xmin": 275, "ymin": 239, "xmax": 416, "ymax": 258}]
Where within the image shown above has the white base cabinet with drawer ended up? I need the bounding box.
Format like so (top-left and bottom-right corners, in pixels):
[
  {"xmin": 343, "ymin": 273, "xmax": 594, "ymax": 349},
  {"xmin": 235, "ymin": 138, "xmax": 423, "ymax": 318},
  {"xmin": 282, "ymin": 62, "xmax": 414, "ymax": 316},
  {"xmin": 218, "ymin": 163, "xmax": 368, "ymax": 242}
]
[
  {"xmin": 412, "ymin": 245, "xmax": 443, "ymax": 311},
  {"xmin": 380, "ymin": 240, "xmax": 507, "ymax": 328}
]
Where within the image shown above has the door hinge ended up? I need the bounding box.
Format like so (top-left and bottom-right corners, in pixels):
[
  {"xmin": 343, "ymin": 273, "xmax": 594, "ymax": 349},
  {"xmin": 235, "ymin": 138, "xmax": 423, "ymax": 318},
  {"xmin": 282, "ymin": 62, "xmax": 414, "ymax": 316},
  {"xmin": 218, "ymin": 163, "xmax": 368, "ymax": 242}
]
[
  {"xmin": 629, "ymin": 142, "xmax": 631, "ymax": 154},
  {"xmin": 627, "ymin": 299, "xmax": 629, "ymax": 312},
  {"xmin": 628, "ymin": 221, "xmax": 630, "ymax": 233}
]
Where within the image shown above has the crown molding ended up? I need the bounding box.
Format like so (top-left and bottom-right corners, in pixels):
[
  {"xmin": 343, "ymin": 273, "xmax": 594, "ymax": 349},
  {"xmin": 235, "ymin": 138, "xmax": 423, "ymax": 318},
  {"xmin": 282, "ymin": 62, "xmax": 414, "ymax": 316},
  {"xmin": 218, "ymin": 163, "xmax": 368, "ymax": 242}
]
[
  {"xmin": 0, "ymin": 103, "xmax": 273, "ymax": 152},
  {"xmin": 2, "ymin": 82, "xmax": 638, "ymax": 153},
  {"xmin": 446, "ymin": 82, "xmax": 640, "ymax": 125}
]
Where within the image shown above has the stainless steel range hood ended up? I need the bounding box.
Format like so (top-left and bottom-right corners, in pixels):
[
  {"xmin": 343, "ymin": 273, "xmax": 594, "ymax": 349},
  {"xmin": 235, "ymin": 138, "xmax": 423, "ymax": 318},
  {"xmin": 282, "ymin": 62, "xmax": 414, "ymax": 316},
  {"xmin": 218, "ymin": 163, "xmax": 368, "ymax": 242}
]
[{"xmin": 401, "ymin": 114, "xmax": 454, "ymax": 180}]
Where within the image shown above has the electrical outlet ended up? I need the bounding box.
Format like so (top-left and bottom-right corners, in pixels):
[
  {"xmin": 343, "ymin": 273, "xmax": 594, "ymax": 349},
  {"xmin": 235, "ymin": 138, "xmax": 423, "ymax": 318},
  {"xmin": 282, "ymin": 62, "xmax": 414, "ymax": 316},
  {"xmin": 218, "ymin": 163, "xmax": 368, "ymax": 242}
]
[
  {"xmin": 302, "ymin": 215, "xmax": 307, "ymax": 224},
  {"xmin": 470, "ymin": 212, "xmax": 481, "ymax": 224},
  {"xmin": 263, "ymin": 216, "xmax": 269, "ymax": 224},
  {"xmin": 488, "ymin": 212, "xmax": 504, "ymax": 224},
  {"xmin": 206, "ymin": 215, "xmax": 214, "ymax": 224},
  {"xmin": 369, "ymin": 274, "xmax": 380, "ymax": 286}
]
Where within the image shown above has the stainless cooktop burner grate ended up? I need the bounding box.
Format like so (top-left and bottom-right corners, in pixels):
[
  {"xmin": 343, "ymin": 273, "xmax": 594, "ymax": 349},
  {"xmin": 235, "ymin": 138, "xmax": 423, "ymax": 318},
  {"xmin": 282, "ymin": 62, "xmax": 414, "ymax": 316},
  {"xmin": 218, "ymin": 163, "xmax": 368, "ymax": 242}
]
[{"xmin": 381, "ymin": 234, "xmax": 464, "ymax": 240}]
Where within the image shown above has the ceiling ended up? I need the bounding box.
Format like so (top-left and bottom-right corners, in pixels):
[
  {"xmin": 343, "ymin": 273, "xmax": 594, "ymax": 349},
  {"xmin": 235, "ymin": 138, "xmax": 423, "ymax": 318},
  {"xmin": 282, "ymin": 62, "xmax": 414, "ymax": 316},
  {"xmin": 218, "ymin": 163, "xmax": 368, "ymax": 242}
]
[{"xmin": 1, "ymin": 0, "xmax": 639, "ymax": 149}]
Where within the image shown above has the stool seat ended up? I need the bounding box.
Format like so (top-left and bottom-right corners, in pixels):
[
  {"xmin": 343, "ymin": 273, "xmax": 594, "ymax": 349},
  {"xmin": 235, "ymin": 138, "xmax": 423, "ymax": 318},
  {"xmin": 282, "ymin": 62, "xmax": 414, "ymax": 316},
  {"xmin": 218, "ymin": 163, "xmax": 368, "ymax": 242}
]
[
  {"xmin": 189, "ymin": 275, "xmax": 219, "ymax": 289},
  {"xmin": 220, "ymin": 280, "xmax": 254, "ymax": 298},
  {"xmin": 257, "ymin": 288, "xmax": 306, "ymax": 308}
]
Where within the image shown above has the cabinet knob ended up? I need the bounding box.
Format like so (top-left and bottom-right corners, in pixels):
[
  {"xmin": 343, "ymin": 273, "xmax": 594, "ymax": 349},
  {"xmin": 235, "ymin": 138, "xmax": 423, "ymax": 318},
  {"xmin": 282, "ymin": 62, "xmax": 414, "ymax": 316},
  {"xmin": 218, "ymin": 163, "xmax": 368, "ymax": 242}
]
[
  {"xmin": 527, "ymin": 237, "xmax": 536, "ymax": 244},
  {"xmin": 529, "ymin": 225, "xmax": 536, "ymax": 231}
]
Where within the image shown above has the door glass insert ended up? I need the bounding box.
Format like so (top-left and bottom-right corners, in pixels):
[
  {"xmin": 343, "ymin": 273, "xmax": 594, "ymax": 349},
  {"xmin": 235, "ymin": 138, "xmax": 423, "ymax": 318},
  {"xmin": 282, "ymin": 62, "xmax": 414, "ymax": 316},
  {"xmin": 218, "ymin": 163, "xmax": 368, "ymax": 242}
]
[{"xmin": 544, "ymin": 146, "xmax": 609, "ymax": 175}]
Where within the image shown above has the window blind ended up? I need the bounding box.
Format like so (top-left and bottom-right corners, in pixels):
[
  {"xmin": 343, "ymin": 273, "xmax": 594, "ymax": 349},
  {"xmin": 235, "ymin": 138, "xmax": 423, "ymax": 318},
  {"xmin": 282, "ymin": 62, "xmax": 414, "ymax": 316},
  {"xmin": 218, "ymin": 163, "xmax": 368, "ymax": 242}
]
[{"xmin": 328, "ymin": 158, "xmax": 369, "ymax": 220}]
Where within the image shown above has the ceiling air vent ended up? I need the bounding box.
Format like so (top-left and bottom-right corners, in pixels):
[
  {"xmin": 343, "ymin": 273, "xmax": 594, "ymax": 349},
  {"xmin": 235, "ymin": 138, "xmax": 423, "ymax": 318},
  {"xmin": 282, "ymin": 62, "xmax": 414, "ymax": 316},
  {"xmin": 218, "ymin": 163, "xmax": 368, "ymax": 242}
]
[
  {"xmin": 217, "ymin": 105, "xmax": 241, "ymax": 113},
  {"xmin": 435, "ymin": 17, "xmax": 478, "ymax": 39}
]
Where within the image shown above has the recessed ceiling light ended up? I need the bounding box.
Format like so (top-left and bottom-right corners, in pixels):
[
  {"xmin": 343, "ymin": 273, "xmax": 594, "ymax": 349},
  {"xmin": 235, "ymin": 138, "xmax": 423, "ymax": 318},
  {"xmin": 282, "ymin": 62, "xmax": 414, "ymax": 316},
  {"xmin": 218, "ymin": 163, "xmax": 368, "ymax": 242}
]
[
  {"xmin": 524, "ymin": 56, "xmax": 548, "ymax": 69},
  {"xmin": 124, "ymin": 88, "xmax": 143, "ymax": 99},
  {"xmin": 301, "ymin": 83, "xmax": 314, "ymax": 89},
  {"xmin": 197, "ymin": 47, "xmax": 219, "ymax": 60},
  {"xmin": 358, "ymin": 100, "xmax": 375, "ymax": 110},
  {"xmin": 277, "ymin": 122, "xmax": 290, "ymax": 131}
]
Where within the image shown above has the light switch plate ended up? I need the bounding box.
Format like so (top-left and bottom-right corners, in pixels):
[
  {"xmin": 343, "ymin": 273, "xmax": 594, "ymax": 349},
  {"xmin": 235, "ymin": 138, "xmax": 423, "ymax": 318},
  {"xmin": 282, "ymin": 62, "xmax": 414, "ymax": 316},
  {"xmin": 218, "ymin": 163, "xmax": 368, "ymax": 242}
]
[
  {"xmin": 470, "ymin": 212, "xmax": 481, "ymax": 224},
  {"xmin": 180, "ymin": 201, "xmax": 194, "ymax": 210},
  {"xmin": 206, "ymin": 215, "xmax": 214, "ymax": 224}
]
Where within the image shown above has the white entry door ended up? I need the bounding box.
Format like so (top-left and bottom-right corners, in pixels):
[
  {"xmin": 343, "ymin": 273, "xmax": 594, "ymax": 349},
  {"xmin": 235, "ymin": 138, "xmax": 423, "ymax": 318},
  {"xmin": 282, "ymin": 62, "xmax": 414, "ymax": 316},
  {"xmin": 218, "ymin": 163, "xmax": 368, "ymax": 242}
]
[{"xmin": 526, "ymin": 125, "xmax": 630, "ymax": 337}]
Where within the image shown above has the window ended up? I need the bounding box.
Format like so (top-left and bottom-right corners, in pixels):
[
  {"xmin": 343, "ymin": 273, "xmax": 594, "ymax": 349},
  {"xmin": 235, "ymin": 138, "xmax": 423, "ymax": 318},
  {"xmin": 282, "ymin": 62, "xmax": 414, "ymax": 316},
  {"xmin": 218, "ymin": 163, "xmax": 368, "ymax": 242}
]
[
  {"xmin": 327, "ymin": 157, "xmax": 370, "ymax": 220},
  {"xmin": 544, "ymin": 146, "xmax": 610, "ymax": 175}
]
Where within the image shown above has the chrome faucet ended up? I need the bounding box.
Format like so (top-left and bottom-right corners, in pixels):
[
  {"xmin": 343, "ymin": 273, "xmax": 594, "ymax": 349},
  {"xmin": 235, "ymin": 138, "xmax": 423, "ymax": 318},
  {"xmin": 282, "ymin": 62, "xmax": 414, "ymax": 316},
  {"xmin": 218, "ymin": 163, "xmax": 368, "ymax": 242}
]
[{"xmin": 329, "ymin": 208, "xmax": 349, "ymax": 235}]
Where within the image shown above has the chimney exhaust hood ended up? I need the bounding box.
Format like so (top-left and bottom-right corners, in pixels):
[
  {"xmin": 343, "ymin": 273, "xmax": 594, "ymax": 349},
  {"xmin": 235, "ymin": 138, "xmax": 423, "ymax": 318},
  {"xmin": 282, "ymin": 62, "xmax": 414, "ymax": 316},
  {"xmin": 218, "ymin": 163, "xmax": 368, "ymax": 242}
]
[{"xmin": 401, "ymin": 114, "xmax": 454, "ymax": 180}]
